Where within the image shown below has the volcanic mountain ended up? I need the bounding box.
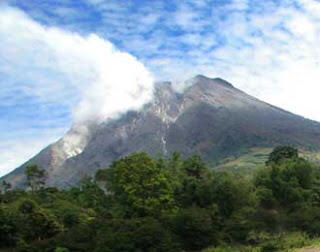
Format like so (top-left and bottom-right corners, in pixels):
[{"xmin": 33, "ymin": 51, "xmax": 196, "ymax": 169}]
[{"xmin": 4, "ymin": 75, "xmax": 320, "ymax": 188}]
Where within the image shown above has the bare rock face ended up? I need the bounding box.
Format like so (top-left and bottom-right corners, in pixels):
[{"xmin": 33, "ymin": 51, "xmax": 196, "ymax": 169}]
[{"xmin": 4, "ymin": 75, "xmax": 320, "ymax": 188}]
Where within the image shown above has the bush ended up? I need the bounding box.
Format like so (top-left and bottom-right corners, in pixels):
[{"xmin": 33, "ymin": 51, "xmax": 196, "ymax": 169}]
[
  {"xmin": 0, "ymin": 206, "xmax": 18, "ymax": 247},
  {"xmin": 95, "ymin": 217, "xmax": 177, "ymax": 252},
  {"xmin": 18, "ymin": 204, "xmax": 63, "ymax": 241},
  {"xmin": 55, "ymin": 247, "xmax": 69, "ymax": 252},
  {"xmin": 278, "ymin": 232, "xmax": 310, "ymax": 250},
  {"xmin": 173, "ymin": 207, "xmax": 216, "ymax": 250},
  {"xmin": 47, "ymin": 223, "xmax": 96, "ymax": 251}
]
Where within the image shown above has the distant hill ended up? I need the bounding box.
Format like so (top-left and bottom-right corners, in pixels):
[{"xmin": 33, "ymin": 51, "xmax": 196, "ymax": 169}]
[{"xmin": 4, "ymin": 75, "xmax": 320, "ymax": 188}]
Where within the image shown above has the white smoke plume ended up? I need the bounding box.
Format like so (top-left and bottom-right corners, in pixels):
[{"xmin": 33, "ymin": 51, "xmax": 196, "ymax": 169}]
[
  {"xmin": 71, "ymin": 36, "xmax": 155, "ymax": 124},
  {"xmin": 0, "ymin": 5, "xmax": 154, "ymax": 124}
]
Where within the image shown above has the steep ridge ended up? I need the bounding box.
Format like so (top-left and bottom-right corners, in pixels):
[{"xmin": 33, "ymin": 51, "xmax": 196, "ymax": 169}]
[{"xmin": 3, "ymin": 75, "xmax": 320, "ymax": 188}]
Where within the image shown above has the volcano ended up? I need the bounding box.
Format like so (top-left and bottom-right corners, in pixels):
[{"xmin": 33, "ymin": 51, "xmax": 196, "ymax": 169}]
[{"xmin": 4, "ymin": 75, "xmax": 320, "ymax": 188}]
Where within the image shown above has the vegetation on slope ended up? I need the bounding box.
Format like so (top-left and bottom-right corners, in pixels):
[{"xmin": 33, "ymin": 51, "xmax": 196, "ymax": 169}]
[
  {"xmin": 2, "ymin": 147, "xmax": 320, "ymax": 251},
  {"xmin": 215, "ymin": 147, "xmax": 320, "ymax": 176}
]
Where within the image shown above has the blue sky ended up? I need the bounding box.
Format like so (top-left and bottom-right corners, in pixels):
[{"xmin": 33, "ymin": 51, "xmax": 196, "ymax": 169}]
[{"xmin": 1, "ymin": 0, "xmax": 320, "ymax": 176}]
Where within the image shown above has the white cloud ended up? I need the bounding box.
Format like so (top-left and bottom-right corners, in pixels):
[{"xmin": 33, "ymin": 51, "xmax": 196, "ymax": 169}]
[
  {"xmin": 212, "ymin": 0, "xmax": 320, "ymax": 121},
  {"xmin": 0, "ymin": 5, "xmax": 154, "ymax": 123},
  {"xmin": 145, "ymin": 0, "xmax": 320, "ymax": 122},
  {"xmin": 226, "ymin": 0, "xmax": 249, "ymax": 11}
]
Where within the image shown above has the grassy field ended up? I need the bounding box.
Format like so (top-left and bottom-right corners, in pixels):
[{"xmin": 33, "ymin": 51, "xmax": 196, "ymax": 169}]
[
  {"xmin": 202, "ymin": 232, "xmax": 320, "ymax": 251},
  {"xmin": 213, "ymin": 147, "xmax": 320, "ymax": 177}
]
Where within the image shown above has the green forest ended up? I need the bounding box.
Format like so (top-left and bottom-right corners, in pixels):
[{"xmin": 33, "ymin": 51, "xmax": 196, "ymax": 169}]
[{"xmin": 2, "ymin": 146, "xmax": 320, "ymax": 251}]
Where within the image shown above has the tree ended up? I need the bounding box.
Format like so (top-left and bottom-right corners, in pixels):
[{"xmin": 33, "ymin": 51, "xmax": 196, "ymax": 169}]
[
  {"xmin": 18, "ymin": 200, "xmax": 63, "ymax": 241},
  {"xmin": 178, "ymin": 155, "xmax": 213, "ymax": 208},
  {"xmin": 0, "ymin": 180, "xmax": 11, "ymax": 194},
  {"xmin": 0, "ymin": 206, "xmax": 18, "ymax": 246},
  {"xmin": 95, "ymin": 217, "xmax": 178, "ymax": 252},
  {"xmin": 266, "ymin": 146, "xmax": 298, "ymax": 165},
  {"xmin": 183, "ymin": 155, "xmax": 208, "ymax": 179},
  {"xmin": 105, "ymin": 152, "xmax": 176, "ymax": 217},
  {"xmin": 25, "ymin": 164, "xmax": 46, "ymax": 192},
  {"xmin": 77, "ymin": 176, "xmax": 109, "ymax": 214},
  {"xmin": 256, "ymin": 157, "xmax": 314, "ymax": 209},
  {"xmin": 212, "ymin": 172, "xmax": 257, "ymax": 218},
  {"xmin": 173, "ymin": 207, "xmax": 216, "ymax": 250}
]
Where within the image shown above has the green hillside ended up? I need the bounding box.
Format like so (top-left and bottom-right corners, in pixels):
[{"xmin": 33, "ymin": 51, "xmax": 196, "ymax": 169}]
[{"xmin": 214, "ymin": 147, "xmax": 320, "ymax": 175}]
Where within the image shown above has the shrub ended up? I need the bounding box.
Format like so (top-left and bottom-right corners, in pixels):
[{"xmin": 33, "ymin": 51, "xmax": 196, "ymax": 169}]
[{"xmin": 173, "ymin": 207, "xmax": 216, "ymax": 250}]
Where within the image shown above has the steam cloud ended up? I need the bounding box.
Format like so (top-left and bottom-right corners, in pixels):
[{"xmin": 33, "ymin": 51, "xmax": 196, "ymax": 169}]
[{"xmin": 0, "ymin": 5, "xmax": 154, "ymax": 125}]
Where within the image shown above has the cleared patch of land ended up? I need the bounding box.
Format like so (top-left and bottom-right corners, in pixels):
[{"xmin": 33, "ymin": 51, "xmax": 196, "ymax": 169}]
[
  {"xmin": 214, "ymin": 147, "xmax": 320, "ymax": 176},
  {"xmin": 297, "ymin": 247, "xmax": 320, "ymax": 252}
]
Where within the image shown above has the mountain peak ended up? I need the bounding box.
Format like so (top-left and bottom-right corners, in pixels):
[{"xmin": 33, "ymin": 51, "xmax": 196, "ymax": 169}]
[
  {"xmin": 193, "ymin": 74, "xmax": 211, "ymax": 80},
  {"xmin": 188, "ymin": 75, "xmax": 234, "ymax": 89},
  {"xmin": 212, "ymin": 77, "xmax": 234, "ymax": 88}
]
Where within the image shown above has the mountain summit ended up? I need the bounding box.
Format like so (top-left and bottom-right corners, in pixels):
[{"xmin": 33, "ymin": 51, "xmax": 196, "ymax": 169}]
[{"xmin": 4, "ymin": 75, "xmax": 320, "ymax": 188}]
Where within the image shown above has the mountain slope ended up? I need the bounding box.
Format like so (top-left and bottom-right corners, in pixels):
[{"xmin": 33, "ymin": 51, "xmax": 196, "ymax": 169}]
[{"xmin": 4, "ymin": 75, "xmax": 320, "ymax": 188}]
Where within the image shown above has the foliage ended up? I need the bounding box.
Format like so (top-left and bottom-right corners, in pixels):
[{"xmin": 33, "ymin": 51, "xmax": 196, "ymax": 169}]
[
  {"xmin": 173, "ymin": 207, "xmax": 217, "ymax": 250},
  {"xmin": 266, "ymin": 146, "xmax": 298, "ymax": 165},
  {"xmin": 0, "ymin": 180, "xmax": 12, "ymax": 194},
  {"xmin": 105, "ymin": 152, "xmax": 177, "ymax": 217},
  {"xmin": 25, "ymin": 164, "xmax": 46, "ymax": 192},
  {"xmin": 2, "ymin": 147, "xmax": 320, "ymax": 251},
  {"xmin": 0, "ymin": 206, "xmax": 18, "ymax": 246},
  {"xmin": 95, "ymin": 217, "xmax": 177, "ymax": 251},
  {"xmin": 255, "ymin": 157, "xmax": 314, "ymax": 208},
  {"xmin": 18, "ymin": 199, "xmax": 63, "ymax": 241}
]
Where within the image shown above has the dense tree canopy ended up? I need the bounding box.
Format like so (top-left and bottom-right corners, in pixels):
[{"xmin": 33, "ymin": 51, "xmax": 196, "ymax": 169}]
[
  {"xmin": 1, "ymin": 147, "xmax": 320, "ymax": 251},
  {"xmin": 103, "ymin": 152, "xmax": 177, "ymax": 217},
  {"xmin": 266, "ymin": 146, "xmax": 298, "ymax": 165}
]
